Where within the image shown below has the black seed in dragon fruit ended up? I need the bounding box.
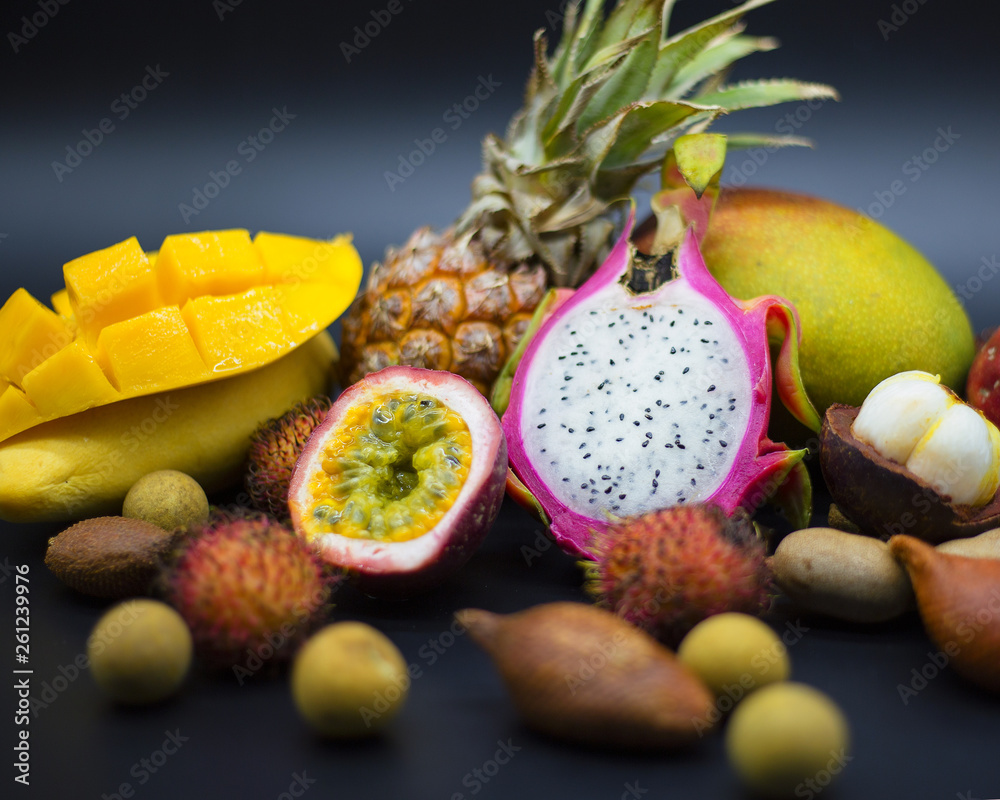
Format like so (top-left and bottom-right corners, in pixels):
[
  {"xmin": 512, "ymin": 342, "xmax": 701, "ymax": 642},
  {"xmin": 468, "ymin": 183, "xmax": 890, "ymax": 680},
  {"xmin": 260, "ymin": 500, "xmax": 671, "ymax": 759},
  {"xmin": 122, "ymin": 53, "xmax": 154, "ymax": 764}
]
[{"xmin": 501, "ymin": 207, "xmax": 821, "ymax": 558}]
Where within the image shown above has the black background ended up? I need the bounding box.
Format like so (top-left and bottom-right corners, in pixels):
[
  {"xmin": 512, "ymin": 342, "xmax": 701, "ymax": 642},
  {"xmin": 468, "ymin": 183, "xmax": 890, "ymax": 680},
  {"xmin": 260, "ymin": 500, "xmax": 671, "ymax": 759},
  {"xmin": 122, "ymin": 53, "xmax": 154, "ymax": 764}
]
[{"xmin": 2, "ymin": 1, "xmax": 1000, "ymax": 798}]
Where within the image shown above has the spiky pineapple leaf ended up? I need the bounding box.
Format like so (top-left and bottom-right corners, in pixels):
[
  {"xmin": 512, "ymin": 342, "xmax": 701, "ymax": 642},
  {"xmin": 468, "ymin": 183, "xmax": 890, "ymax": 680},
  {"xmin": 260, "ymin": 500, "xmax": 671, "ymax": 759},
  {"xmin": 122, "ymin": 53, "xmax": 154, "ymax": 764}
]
[
  {"xmin": 647, "ymin": 0, "xmax": 779, "ymax": 98},
  {"xmin": 724, "ymin": 132, "xmax": 815, "ymax": 150},
  {"xmin": 670, "ymin": 31, "xmax": 778, "ymax": 98},
  {"xmin": 697, "ymin": 79, "xmax": 840, "ymax": 111},
  {"xmin": 577, "ymin": 37, "xmax": 659, "ymax": 132},
  {"xmin": 600, "ymin": 100, "xmax": 719, "ymax": 171},
  {"xmin": 457, "ymin": 0, "xmax": 838, "ymax": 289}
]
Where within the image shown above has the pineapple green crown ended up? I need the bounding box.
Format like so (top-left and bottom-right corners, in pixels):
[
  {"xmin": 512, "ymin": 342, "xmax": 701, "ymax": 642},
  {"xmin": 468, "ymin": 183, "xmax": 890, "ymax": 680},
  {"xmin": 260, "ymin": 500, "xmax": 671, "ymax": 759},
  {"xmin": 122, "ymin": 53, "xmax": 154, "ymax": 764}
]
[{"xmin": 457, "ymin": 0, "xmax": 838, "ymax": 287}]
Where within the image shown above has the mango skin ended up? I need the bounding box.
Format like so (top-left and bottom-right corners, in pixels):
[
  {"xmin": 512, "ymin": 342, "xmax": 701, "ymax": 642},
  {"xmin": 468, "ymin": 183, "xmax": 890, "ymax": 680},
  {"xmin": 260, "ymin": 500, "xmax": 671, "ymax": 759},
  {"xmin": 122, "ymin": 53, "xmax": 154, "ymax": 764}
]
[
  {"xmin": 0, "ymin": 332, "xmax": 336, "ymax": 523},
  {"xmin": 699, "ymin": 188, "xmax": 976, "ymax": 414}
]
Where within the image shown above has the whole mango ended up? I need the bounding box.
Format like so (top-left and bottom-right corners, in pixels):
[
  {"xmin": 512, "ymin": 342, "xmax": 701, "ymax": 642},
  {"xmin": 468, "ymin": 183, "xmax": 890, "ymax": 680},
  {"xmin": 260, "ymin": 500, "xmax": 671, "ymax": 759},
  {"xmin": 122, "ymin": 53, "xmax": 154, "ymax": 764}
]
[
  {"xmin": 636, "ymin": 188, "xmax": 976, "ymax": 428},
  {"xmin": 700, "ymin": 188, "xmax": 975, "ymax": 415}
]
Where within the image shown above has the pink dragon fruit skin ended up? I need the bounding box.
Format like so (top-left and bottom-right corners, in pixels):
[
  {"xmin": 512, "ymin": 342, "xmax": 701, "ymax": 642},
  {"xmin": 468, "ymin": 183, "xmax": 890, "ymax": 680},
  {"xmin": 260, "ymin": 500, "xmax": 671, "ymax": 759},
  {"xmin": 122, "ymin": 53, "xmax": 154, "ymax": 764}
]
[{"xmin": 502, "ymin": 208, "xmax": 821, "ymax": 558}]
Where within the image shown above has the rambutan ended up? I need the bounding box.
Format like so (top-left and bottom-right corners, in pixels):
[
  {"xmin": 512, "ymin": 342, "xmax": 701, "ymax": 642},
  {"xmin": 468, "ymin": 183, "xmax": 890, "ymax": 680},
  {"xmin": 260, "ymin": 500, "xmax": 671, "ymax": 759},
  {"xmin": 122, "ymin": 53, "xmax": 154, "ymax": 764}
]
[
  {"xmin": 584, "ymin": 503, "xmax": 773, "ymax": 646},
  {"xmin": 162, "ymin": 512, "xmax": 336, "ymax": 671},
  {"xmin": 245, "ymin": 395, "xmax": 332, "ymax": 519}
]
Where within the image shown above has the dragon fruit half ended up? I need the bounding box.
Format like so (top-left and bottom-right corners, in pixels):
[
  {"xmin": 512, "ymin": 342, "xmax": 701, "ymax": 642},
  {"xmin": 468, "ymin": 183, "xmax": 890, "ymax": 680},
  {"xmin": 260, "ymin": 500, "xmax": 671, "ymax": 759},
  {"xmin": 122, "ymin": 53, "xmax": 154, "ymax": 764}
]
[{"xmin": 501, "ymin": 208, "xmax": 821, "ymax": 558}]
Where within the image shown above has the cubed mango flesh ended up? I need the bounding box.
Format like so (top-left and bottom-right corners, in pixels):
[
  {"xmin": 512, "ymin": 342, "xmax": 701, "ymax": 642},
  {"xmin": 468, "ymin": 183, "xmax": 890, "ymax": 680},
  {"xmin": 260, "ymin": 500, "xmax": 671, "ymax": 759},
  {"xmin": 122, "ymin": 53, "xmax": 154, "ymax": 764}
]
[
  {"xmin": 157, "ymin": 230, "xmax": 264, "ymax": 306},
  {"xmin": 0, "ymin": 384, "xmax": 42, "ymax": 442},
  {"xmin": 96, "ymin": 306, "xmax": 213, "ymax": 393},
  {"xmin": 50, "ymin": 289, "xmax": 73, "ymax": 319},
  {"xmin": 0, "ymin": 289, "xmax": 75, "ymax": 386},
  {"xmin": 63, "ymin": 237, "xmax": 160, "ymax": 347},
  {"xmin": 21, "ymin": 340, "xmax": 122, "ymax": 418},
  {"xmin": 0, "ymin": 229, "xmax": 362, "ymax": 443},
  {"xmin": 254, "ymin": 232, "xmax": 362, "ymax": 290},
  {"xmin": 181, "ymin": 288, "xmax": 288, "ymax": 374}
]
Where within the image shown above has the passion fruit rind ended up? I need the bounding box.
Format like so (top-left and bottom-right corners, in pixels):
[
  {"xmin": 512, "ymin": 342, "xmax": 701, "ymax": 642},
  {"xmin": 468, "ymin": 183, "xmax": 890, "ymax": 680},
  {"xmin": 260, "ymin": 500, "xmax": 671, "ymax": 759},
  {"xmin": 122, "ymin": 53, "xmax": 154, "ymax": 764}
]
[
  {"xmin": 820, "ymin": 404, "xmax": 1000, "ymax": 543},
  {"xmin": 288, "ymin": 366, "xmax": 507, "ymax": 596}
]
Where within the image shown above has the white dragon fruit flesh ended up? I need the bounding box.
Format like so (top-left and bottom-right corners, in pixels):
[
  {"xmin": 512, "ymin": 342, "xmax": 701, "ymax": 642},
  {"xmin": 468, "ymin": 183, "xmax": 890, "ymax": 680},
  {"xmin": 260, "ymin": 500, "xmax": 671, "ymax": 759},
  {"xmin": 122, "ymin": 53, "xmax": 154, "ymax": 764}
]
[{"xmin": 501, "ymin": 208, "xmax": 821, "ymax": 558}]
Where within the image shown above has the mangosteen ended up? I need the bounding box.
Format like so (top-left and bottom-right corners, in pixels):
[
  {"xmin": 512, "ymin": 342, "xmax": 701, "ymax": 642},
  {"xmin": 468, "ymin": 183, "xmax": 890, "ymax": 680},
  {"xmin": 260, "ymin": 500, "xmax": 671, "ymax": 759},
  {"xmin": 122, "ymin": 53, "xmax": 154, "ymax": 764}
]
[{"xmin": 820, "ymin": 403, "xmax": 1000, "ymax": 543}]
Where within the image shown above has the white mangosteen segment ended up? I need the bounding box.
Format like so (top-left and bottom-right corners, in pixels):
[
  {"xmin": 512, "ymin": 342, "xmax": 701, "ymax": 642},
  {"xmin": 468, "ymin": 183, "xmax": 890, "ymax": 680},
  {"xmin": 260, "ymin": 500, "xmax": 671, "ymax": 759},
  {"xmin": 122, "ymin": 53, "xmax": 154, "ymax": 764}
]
[
  {"xmin": 287, "ymin": 366, "xmax": 507, "ymax": 595},
  {"xmin": 504, "ymin": 207, "xmax": 815, "ymax": 557}
]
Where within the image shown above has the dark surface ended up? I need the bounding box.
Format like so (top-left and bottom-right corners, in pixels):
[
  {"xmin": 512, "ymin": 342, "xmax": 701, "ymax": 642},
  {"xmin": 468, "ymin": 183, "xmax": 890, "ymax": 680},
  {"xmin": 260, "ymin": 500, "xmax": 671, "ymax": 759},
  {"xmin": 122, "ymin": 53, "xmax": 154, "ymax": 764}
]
[{"xmin": 2, "ymin": 1, "xmax": 1000, "ymax": 797}]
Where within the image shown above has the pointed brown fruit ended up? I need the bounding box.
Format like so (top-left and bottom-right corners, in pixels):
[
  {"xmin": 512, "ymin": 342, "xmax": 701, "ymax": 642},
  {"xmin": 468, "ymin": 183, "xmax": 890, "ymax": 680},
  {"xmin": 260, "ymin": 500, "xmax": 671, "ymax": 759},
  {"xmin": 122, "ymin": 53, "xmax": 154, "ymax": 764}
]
[
  {"xmin": 456, "ymin": 602, "xmax": 716, "ymax": 750},
  {"xmin": 889, "ymin": 534, "xmax": 1000, "ymax": 693}
]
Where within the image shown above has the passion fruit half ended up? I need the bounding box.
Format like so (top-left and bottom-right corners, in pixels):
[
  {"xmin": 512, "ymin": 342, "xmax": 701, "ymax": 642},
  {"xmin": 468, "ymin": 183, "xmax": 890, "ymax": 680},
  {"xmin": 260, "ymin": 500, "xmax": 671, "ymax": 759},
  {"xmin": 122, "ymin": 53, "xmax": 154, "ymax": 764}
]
[
  {"xmin": 820, "ymin": 404, "xmax": 1000, "ymax": 543},
  {"xmin": 288, "ymin": 366, "xmax": 506, "ymax": 595}
]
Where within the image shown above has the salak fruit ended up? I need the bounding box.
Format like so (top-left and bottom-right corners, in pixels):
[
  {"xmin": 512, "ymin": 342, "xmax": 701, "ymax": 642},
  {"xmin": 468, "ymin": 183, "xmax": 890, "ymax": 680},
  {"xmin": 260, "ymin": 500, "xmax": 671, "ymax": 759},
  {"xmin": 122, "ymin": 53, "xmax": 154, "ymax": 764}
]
[
  {"xmin": 288, "ymin": 366, "xmax": 507, "ymax": 595},
  {"xmin": 501, "ymin": 208, "xmax": 820, "ymax": 557},
  {"xmin": 456, "ymin": 602, "xmax": 717, "ymax": 750}
]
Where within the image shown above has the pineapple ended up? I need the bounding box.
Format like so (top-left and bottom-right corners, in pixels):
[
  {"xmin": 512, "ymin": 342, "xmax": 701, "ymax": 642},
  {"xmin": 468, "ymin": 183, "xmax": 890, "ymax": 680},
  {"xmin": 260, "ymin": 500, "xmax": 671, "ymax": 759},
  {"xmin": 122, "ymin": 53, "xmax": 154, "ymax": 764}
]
[{"xmin": 340, "ymin": 0, "xmax": 836, "ymax": 396}]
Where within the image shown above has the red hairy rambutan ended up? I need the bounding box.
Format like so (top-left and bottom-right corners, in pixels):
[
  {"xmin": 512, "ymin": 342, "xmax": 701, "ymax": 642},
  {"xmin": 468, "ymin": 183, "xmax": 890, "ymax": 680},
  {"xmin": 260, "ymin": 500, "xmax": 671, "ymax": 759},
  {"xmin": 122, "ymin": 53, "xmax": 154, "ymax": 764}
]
[
  {"xmin": 163, "ymin": 512, "xmax": 336, "ymax": 670},
  {"xmin": 585, "ymin": 503, "xmax": 773, "ymax": 645}
]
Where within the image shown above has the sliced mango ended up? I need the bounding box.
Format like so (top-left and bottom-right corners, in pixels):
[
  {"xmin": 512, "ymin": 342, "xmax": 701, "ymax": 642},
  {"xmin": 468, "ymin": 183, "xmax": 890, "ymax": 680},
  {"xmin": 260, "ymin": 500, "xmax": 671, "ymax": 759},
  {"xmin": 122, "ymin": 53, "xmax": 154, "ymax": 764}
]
[
  {"xmin": 0, "ymin": 229, "xmax": 362, "ymax": 443},
  {"xmin": 181, "ymin": 288, "xmax": 287, "ymax": 373},
  {"xmin": 254, "ymin": 232, "xmax": 359, "ymax": 288},
  {"xmin": 96, "ymin": 306, "xmax": 214, "ymax": 393},
  {"xmin": 64, "ymin": 237, "xmax": 161, "ymax": 347},
  {"xmin": 0, "ymin": 289, "xmax": 75, "ymax": 386},
  {"xmin": 157, "ymin": 230, "xmax": 264, "ymax": 306},
  {"xmin": 21, "ymin": 340, "xmax": 122, "ymax": 418},
  {"xmin": 50, "ymin": 289, "xmax": 74, "ymax": 319},
  {"xmin": 0, "ymin": 385, "xmax": 41, "ymax": 439}
]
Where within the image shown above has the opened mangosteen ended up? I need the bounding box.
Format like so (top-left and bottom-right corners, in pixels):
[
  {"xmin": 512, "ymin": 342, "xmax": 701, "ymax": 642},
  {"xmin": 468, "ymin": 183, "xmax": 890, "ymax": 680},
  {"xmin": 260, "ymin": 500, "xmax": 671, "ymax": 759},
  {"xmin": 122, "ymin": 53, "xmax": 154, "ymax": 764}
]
[{"xmin": 820, "ymin": 372, "xmax": 1000, "ymax": 543}]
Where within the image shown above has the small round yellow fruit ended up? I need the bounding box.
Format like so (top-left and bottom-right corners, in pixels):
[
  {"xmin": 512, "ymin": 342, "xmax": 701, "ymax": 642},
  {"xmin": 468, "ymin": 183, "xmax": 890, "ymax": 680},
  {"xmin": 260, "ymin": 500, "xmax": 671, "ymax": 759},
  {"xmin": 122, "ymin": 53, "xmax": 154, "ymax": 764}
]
[
  {"xmin": 88, "ymin": 599, "xmax": 192, "ymax": 705},
  {"xmin": 291, "ymin": 622, "xmax": 409, "ymax": 738},
  {"xmin": 725, "ymin": 682, "xmax": 851, "ymax": 798},
  {"xmin": 677, "ymin": 612, "xmax": 790, "ymax": 699},
  {"xmin": 123, "ymin": 470, "xmax": 210, "ymax": 533}
]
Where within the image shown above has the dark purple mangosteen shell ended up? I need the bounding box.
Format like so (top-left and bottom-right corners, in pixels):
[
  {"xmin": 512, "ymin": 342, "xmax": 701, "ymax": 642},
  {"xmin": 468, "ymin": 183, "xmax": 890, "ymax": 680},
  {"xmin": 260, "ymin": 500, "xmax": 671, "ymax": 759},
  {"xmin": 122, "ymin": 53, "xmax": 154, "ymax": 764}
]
[{"xmin": 819, "ymin": 404, "xmax": 1000, "ymax": 543}]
